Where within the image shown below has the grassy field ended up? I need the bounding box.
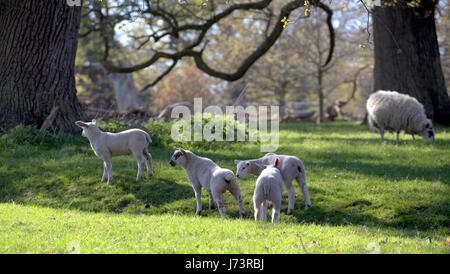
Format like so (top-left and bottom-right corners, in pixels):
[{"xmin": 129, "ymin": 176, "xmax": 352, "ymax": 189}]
[{"xmin": 0, "ymin": 121, "xmax": 449, "ymax": 253}]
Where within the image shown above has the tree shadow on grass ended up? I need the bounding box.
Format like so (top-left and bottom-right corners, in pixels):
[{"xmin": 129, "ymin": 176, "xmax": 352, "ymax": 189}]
[
  {"xmin": 287, "ymin": 198, "xmax": 450, "ymax": 234},
  {"xmin": 308, "ymin": 151, "xmax": 449, "ymax": 183},
  {"xmin": 120, "ymin": 178, "xmax": 193, "ymax": 208}
]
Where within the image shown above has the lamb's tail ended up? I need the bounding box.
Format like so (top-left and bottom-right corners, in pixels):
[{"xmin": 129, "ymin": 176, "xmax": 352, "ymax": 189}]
[
  {"xmin": 145, "ymin": 132, "xmax": 152, "ymax": 145},
  {"xmin": 223, "ymin": 172, "xmax": 236, "ymax": 184},
  {"xmin": 143, "ymin": 133, "xmax": 152, "ymax": 161},
  {"xmin": 262, "ymin": 182, "xmax": 270, "ymax": 197}
]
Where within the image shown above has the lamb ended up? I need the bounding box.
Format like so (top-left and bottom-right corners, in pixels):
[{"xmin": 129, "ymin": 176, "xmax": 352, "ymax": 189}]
[
  {"xmin": 253, "ymin": 158, "xmax": 283, "ymax": 223},
  {"xmin": 169, "ymin": 148, "xmax": 245, "ymax": 218},
  {"xmin": 75, "ymin": 119, "xmax": 153, "ymax": 185},
  {"xmin": 366, "ymin": 90, "xmax": 435, "ymax": 142},
  {"xmin": 235, "ymin": 153, "xmax": 311, "ymax": 214}
]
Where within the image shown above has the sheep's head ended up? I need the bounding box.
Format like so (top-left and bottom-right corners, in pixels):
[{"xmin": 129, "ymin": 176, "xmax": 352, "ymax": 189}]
[
  {"xmin": 234, "ymin": 160, "xmax": 254, "ymax": 179},
  {"xmin": 75, "ymin": 119, "xmax": 99, "ymax": 138},
  {"xmin": 169, "ymin": 147, "xmax": 187, "ymax": 167},
  {"xmin": 418, "ymin": 121, "xmax": 435, "ymax": 142}
]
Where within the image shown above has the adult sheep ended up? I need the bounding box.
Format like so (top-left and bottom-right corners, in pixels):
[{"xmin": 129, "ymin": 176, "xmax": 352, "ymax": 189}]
[{"xmin": 366, "ymin": 90, "xmax": 435, "ymax": 142}]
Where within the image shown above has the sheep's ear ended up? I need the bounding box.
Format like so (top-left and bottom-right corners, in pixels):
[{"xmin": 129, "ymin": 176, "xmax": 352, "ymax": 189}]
[
  {"xmin": 92, "ymin": 119, "xmax": 97, "ymax": 125},
  {"xmin": 75, "ymin": 121, "xmax": 89, "ymax": 128},
  {"xmin": 179, "ymin": 148, "xmax": 186, "ymax": 155},
  {"xmin": 425, "ymin": 123, "xmax": 430, "ymax": 129},
  {"xmin": 274, "ymin": 158, "xmax": 279, "ymax": 167},
  {"xmin": 234, "ymin": 160, "xmax": 240, "ymax": 164}
]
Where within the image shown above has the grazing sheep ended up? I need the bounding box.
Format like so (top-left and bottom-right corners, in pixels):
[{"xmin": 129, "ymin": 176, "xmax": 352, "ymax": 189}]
[
  {"xmin": 75, "ymin": 120, "xmax": 153, "ymax": 185},
  {"xmin": 235, "ymin": 153, "xmax": 311, "ymax": 214},
  {"xmin": 169, "ymin": 148, "xmax": 245, "ymax": 218},
  {"xmin": 366, "ymin": 90, "xmax": 435, "ymax": 142},
  {"xmin": 253, "ymin": 158, "xmax": 283, "ymax": 223}
]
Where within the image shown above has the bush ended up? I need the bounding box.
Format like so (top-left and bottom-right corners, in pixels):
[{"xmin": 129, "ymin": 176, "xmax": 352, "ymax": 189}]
[
  {"xmin": 144, "ymin": 114, "xmax": 259, "ymax": 151},
  {"xmin": 96, "ymin": 120, "xmax": 128, "ymax": 133},
  {"xmin": 0, "ymin": 124, "xmax": 86, "ymax": 148},
  {"xmin": 145, "ymin": 118, "xmax": 174, "ymax": 148}
]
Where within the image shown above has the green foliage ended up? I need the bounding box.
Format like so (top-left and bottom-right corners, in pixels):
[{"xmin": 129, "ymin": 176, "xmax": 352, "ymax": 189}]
[
  {"xmin": 144, "ymin": 115, "xmax": 259, "ymax": 151},
  {"xmin": 0, "ymin": 124, "xmax": 86, "ymax": 149},
  {"xmin": 145, "ymin": 118, "xmax": 174, "ymax": 148},
  {"xmin": 96, "ymin": 120, "xmax": 128, "ymax": 133},
  {"xmin": 1, "ymin": 121, "xmax": 448, "ymax": 253},
  {"xmin": 0, "ymin": 120, "xmax": 450, "ymax": 253}
]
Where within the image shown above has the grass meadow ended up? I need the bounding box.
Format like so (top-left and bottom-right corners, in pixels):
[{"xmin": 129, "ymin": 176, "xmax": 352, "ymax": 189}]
[{"xmin": 0, "ymin": 121, "xmax": 449, "ymax": 253}]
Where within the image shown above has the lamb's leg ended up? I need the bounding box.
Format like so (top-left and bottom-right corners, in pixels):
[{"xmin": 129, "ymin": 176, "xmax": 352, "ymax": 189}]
[
  {"xmin": 132, "ymin": 150, "xmax": 146, "ymax": 181},
  {"xmin": 143, "ymin": 150, "xmax": 153, "ymax": 178},
  {"xmin": 411, "ymin": 134, "xmax": 415, "ymax": 140},
  {"xmin": 379, "ymin": 129, "xmax": 385, "ymax": 141},
  {"xmin": 396, "ymin": 131, "xmax": 400, "ymax": 142},
  {"xmin": 101, "ymin": 162, "xmax": 107, "ymax": 182},
  {"xmin": 296, "ymin": 175, "xmax": 311, "ymax": 210},
  {"xmin": 212, "ymin": 189, "xmax": 226, "ymax": 218},
  {"xmin": 271, "ymin": 201, "xmax": 281, "ymax": 223},
  {"xmin": 229, "ymin": 182, "xmax": 245, "ymax": 217},
  {"xmin": 208, "ymin": 190, "xmax": 216, "ymax": 209},
  {"xmin": 104, "ymin": 158, "xmax": 113, "ymax": 185},
  {"xmin": 192, "ymin": 184, "xmax": 202, "ymax": 215},
  {"xmin": 285, "ymin": 182, "xmax": 295, "ymax": 215},
  {"xmin": 260, "ymin": 201, "xmax": 268, "ymax": 221},
  {"xmin": 137, "ymin": 158, "xmax": 146, "ymax": 181},
  {"xmin": 253, "ymin": 201, "xmax": 260, "ymax": 221},
  {"xmin": 253, "ymin": 196, "xmax": 263, "ymax": 221}
]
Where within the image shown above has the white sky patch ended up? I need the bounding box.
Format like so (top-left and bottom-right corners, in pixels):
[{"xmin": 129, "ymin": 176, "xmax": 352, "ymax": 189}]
[
  {"xmin": 332, "ymin": 19, "xmax": 340, "ymax": 28},
  {"xmin": 115, "ymin": 17, "xmax": 151, "ymax": 46}
]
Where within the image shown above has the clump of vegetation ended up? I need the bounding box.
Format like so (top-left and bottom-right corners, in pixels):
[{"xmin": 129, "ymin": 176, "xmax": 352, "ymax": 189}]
[
  {"xmin": 145, "ymin": 114, "xmax": 259, "ymax": 151},
  {"xmin": 0, "ymin": 124, "xmax": 86, "ymax": 149}
]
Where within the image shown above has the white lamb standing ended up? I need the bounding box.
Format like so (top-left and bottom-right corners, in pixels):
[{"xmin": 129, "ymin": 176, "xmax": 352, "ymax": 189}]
[
  {"xmin": 253, "ymin": 158, "xmax": 283, "ymax": 223},
  {"xmin": 366, "ymin": 90, "xmax": 435, "ymax": 142},
  {"xmin": 169, "ymin": 148, "xmax": 245, "ymax": 218},
  {"xmin": 235, "ymin": 153, "xmax": 311, "ymax": 214},
  {"xmin": 75, "ymin": 120, "xmax": 153, "ymax": 185}
]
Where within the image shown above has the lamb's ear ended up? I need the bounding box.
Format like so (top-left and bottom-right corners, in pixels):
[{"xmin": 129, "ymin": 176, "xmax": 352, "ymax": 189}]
[
  {"xmin": 274, "ymin": 158, "xmax": 279, "ymax": 167},
  {"xmin": 234, "ymin": 160, "xmax": 240, "ymax": 164},
  {"xmin": 92, "ymin": 119, "xmax": 97, "ymax": 125},
  {"xmin": 179, "ymin": 148, "xmax": 186, "ymax": 155},
  {"xmin": 75, "ymin": 121, "xmax": 89, "ymax": 128}
]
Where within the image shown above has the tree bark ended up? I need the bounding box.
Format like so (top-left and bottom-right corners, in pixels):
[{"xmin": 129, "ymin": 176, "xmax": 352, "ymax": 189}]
[
  {"xmin": 0, "ymin": 1, "xmax": 84, "ymax": 133},
  {"xmin": 373, "ymin": 0, "xmax": 449, "ymax": 125}
]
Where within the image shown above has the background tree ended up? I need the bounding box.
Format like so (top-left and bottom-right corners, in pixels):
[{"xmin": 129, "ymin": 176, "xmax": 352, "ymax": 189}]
[
  {"xmin": 152, "ymin": 62, "xmax": 221, "ymax": 111},
  {"xmin": 0, "ymin": 1, "xmax": 84, "ymax": 133},
  {"xmin": 372, "ymin": 0, "xmax": 449, "ymax": 125}
]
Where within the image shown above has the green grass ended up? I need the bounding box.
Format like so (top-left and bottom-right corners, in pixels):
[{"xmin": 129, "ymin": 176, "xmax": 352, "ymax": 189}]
[{"xmin": 0, "ymin": 121, "xmax": 449, "ymax": 253}]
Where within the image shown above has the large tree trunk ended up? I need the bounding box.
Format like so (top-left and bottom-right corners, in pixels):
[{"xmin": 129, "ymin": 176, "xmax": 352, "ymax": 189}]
[
  {"xmin": 0, "ymin": 1, "xmax": 84, "ymax": 133},
  {"xmin": 373, "ymin": 0, "xmax": 449, "ymax": 125}
]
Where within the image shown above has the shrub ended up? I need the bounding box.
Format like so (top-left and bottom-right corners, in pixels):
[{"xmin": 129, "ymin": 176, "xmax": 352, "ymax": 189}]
[
  {"xmin": 145, "ymin": 114, "xmax": 259, "ymax": 150},
  {"xmin": 96, "ymin": 120, "xmax": 128, "ymax": 133},
  {"xmin": 0, "ymin": 124, "xmax": 86, "ymax": 148}
]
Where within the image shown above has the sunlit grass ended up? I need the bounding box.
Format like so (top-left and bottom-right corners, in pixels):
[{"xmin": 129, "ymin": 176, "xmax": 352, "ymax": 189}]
[{"xmin": 0, "ymin": 121, "xmax": 449, "ymax": 253}]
